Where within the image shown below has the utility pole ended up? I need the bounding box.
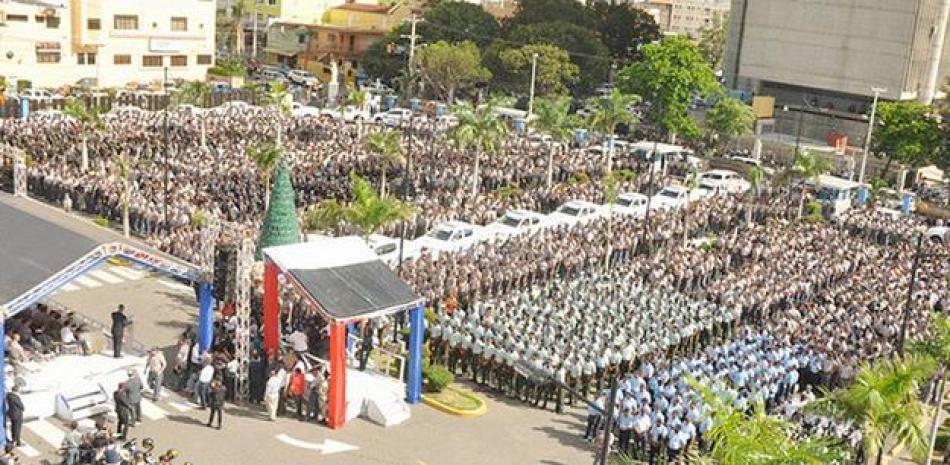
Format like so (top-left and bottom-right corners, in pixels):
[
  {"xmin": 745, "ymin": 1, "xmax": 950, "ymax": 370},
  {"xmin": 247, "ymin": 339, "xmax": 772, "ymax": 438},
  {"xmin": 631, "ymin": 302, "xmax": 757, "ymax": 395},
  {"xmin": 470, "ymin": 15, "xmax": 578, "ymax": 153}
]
[
  {"xmin": 251, "ymin": 0, "xmax": 259, "ymax": 59},
  {"xmin": 163, "ymin": 67, "xmax": 170, "ymax": 229},
  {"xmin": 397, "ymin": 14, "xmax": 422, "ymax": 270},
  {"xmin": 898, "ymin": 234, "xmax": 925, "ymax": 357},
  {"xmin": 401, "ymin": 14, "xmax": 423, "ymax": 93},
  {"xmin": 858, "ymin": 87, "xmax": 886, "ymax": 185},
  {"xmin": 528, "ymin": 52, "xmax": 539, "ymax": 117}
]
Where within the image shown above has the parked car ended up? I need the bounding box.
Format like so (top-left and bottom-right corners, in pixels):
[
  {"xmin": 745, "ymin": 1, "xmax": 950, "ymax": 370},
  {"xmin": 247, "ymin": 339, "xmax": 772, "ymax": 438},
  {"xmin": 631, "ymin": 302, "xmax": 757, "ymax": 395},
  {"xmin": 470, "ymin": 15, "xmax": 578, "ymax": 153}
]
[
  {"xmin": 367, "ymin": 234, "xmax": 418, "ymax": 266},
  {"xmin": 258, "ymin": 66, "xmax": 287, "ymax": 82},
  {"xmin": 411, "ymin": 221, "xmax": 487, "ymax": 257},
  {"xmin": 20, "ymin": 89, "xmax": 55, "ymax": 101},
  {"xmin": 611, "ymin": 192, "xmax": 649, "ymax": 218},
  {"xmin": 548, "ymin": 200, "xmax": 608, "ymax": 227},
  {"xmin": 28, "ymin": 110, "xmax": 75, "ymax": 123},
  {"xmin": 291, "ymin": 101, "xmax": 320, "ymax": 118},
  {"xmin": 340, "ymin": 107, "xmax": 372, "ymax": 122},
  {"xmin": 649, "ymin": 185, "xmax": 704, "ymax": 210},
  {"xmin": 730, "ymin": 156, "xmax": 776, "ymax": 176},
  {"xmin": 214, "ymin": 100, "xmax": 259, "ymax": 114},
  {"xmin": 108, "ymin": 105, "xmax": 145, "ymax": 117},
  {"xmin": 485, "ymin": 209, "xmax": 554, "ymax": 240},
  {"xmin": 373, "ymin": 108, "xmax": 413, "ymax": 127},
  {"xmin": 287, "ymin": 69, "xmax": 319, "ymax": 87},
  {"xmin": 698, "ymin": 169, "xmax": 751, "ymax": 194},
  {"xmin": 927, "ymin": 225, "xmax": 949, "ymax": 244},
  {"xmin": 174, "ymin": 104, "xmax": 204, "ymax": 115}
]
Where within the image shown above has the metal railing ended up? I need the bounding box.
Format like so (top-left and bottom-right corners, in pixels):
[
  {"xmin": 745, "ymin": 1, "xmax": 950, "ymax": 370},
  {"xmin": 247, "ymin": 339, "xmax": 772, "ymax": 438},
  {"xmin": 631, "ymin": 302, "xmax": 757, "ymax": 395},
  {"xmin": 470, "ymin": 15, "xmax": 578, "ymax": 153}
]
[{"xmin": 348, "ymin": 333, "xmax": 406, "ymax": 385}]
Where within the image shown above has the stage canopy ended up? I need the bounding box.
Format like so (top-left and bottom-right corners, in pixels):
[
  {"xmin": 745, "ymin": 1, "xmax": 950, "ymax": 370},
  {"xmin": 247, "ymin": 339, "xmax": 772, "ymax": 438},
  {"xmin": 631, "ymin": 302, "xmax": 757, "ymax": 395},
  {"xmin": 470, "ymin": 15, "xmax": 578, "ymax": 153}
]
[{"xmin": 264, "ymin": 237, "xmax": 423, "ymax": 322}]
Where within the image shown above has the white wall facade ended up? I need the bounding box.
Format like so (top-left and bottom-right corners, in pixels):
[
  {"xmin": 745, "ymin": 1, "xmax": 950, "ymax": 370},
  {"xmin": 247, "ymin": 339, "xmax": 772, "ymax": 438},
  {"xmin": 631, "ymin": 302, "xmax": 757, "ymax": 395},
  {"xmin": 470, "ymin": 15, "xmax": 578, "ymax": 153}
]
[{"xmin": 0, "ymin": 0, "xmax": 216, "ymax": 89}]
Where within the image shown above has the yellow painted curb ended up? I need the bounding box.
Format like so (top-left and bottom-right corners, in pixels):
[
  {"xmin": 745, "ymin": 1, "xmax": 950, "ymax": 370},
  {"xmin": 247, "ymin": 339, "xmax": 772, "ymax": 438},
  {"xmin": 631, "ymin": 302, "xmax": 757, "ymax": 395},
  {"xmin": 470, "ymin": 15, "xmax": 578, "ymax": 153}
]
[
  {"xmin": 422, "ymin": 386, "xmax": 487, "ymax": 418},
  {"xmin": 107, "ymin": 257, "xmax": 130, "ymax": 266}
]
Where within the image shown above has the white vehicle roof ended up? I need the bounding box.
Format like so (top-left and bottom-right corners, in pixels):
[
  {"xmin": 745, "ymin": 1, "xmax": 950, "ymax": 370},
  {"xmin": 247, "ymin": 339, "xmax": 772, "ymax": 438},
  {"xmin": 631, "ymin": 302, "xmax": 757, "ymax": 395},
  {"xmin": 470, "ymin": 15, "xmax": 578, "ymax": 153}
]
[
  {"xmin": 560, "ymin": 199, "xmax": 600, "ymax": 209},
  {"xmin": 617, "ymin": 192, "xmax": 648, "ymax": 201},
  {"xmin": 808, "ymin": 174, "xmax": 861, "ymax": 191},
  {"xmin": 630, "ymin": 141, "xmax": 693, "ymax": 155},
  {"xmin": 701, "ymin": 169, "xmax": 740, "ymax": 177}
]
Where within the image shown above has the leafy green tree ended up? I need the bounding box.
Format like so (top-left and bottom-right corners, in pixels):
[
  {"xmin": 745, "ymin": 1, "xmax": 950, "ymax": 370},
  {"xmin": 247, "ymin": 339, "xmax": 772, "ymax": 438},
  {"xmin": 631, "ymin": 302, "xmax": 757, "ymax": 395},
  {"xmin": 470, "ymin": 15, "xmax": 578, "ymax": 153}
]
[
  {"xmin": 247, "ymin": 143, "xmax": 282, "ymax": 211},
  {"xmin": 586, "ymin": 89, "xmax": 640, "ymax": 174},
  {"xmin": 707, "ymin": 95, "xmax": 755, "ymax": 149},
  {"xmin": 63, "ymin": 97, "xmax": 104, "ymax": 172},
  {"xmin": 812, "ymin": 355, "xmax": 936, "ymax": 465},
  {"xmin": 498, "ymin": 44, "xmax": 579, "ymax": 97},
  {"xmin": 744, "ymin": 164, "xmax": 764, "ymax": 224},
  {"xmin": 697, "ymin": 12, "xmax": 729, "ymax": 70},
  {"xmin": 507, "ymin": 22, "xmax": 610, "ymax": 94},
  {"xmin": 532, "ymin": 96, "xmax": 579, "ymax": 187},
  {"xmin": 343, "ymin": 88, "xmax": 367, "ymax": 110},
  {"xmin": 415, "ymin": 41, "xmax": 491, "ymax": 104},
  {"xmin": 506, "ymin": 0, "xmax": 595, "ymax": 30},
  {"xmin": 257, "ymin": 164, "xmax": 302, "ymax": 258},
  {"xmin": 617, "ymin": 35, "xmax": 718, "ymax": 141},
  {"xmin": 590, "ymin": 0, "xmax": 661, "ymax": 64},
  {"xmin": 872, "ymin": 101, "xmax": 941, "ymax": 174},
  {"xmin": 173, "ymin": 80, "xmax": 212, "ymax": 108},
  {"xmin": 362, "ymin": 2, "xmax": 501, "ymax": 83},
  {"xmin": 364, "ymin": 130, "xmax": 405, "ymax": 197},
  {"xmin": 449, "ymin": 100, "xmax": 510, "ymax": 196},
  {"xmin": 791, "ymin": 151, "xmax": 832, "ymax": 219},
  {"xmin": 307, "ymin": 173, "xmax": 416, "ymax": 239}
]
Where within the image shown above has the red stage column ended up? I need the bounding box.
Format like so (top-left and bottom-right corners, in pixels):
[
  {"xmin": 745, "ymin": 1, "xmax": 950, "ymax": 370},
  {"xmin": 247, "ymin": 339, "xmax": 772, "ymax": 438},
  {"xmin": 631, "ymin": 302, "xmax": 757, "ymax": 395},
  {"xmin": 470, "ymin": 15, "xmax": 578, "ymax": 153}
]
[
  {"xmin": 263, "ymin": 261, "xmax": 280, "ymax": 357},
  {"xmin": 327, "ymin": 322, "xmax": 347, "ymax": 429}
]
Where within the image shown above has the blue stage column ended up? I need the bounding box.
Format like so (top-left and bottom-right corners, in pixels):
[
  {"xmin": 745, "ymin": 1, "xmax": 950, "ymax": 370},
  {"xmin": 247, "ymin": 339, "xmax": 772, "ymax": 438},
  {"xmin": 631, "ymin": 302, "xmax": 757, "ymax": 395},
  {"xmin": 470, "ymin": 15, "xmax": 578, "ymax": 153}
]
[
  {"xmin": 857, "ymin": 186, "xmax": 869, "ymax": 206},
  {"xmin": 0, "ymin": 320, "xmax": 6, "ymax": 448},
  {"xmin": 198, "ymin": 282, "xmax": 215, "ymax": 353},
  {"xmin": 902, "ymin": 192, "xmax": 914, "ymax": 216},
  {"xmin": 405, "ymin": 304, "xmax": 425, "ymax": 404}
]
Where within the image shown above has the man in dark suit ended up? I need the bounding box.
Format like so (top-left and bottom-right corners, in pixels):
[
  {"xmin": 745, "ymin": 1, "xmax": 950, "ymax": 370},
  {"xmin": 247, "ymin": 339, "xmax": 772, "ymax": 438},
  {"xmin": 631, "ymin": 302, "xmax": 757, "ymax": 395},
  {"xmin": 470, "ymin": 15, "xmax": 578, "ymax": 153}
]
[
  {"xmin": 113, "ymin": 383, "xmax": 132, "ymax": 440},
  {"xmin": 6, "ymin": 385, "xmax": 24, "ymax": 446},
  {"xmin": 358, "ymin": 321, "xmax": 374, "ymax": 372},
  {"xmin": 110, "ymin": 304, "xmax": 130, "ymax": 358}
]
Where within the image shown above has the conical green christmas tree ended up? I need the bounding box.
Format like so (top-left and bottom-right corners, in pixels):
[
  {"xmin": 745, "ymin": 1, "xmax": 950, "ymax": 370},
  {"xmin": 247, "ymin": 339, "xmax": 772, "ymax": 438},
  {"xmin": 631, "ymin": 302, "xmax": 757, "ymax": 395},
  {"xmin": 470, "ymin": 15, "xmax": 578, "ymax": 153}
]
[{"xmin": 256, "ymin": 164, "xmax": 301, "ymax": 259}]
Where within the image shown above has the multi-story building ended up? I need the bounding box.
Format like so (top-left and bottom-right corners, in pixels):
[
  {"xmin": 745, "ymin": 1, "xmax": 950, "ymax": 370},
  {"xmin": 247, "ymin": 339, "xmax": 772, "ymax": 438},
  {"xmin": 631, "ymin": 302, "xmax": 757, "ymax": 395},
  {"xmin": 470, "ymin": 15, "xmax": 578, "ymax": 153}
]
[
  {"xmin": 724, "ymin": 0, "xmax": 950, "ymax": 144},
  {"xmin": 265, "ymin": 2, "xmax": 409, "ymax": 84},
  {"xmin": 0, "ymin": 0, "xmax": 216, "ymax": 89},
  {"xmin": 631, "ymin": 0, "xmax": 728, "ymax": 37}
]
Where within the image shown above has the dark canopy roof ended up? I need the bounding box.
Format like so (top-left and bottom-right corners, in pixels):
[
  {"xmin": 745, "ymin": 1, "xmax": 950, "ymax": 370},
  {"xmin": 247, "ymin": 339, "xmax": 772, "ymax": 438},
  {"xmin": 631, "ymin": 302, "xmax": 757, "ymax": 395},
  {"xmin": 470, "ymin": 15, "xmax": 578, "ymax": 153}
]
[
  {"xmin": 264, "ymin": 238, "xmax": 423, "ymax": 322},
  {"xmin": 0, "ymin": 200, "xmax": 99, "ymax": 304}
]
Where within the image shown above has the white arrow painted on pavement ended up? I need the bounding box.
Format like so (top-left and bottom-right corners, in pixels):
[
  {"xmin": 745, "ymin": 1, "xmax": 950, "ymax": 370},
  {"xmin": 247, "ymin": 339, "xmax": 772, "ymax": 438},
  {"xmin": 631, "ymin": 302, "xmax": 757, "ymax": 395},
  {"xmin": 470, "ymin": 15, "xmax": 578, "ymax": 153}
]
[{"xmin": 275, "ymin": 433, "xmax": 359, "ymax": 455}]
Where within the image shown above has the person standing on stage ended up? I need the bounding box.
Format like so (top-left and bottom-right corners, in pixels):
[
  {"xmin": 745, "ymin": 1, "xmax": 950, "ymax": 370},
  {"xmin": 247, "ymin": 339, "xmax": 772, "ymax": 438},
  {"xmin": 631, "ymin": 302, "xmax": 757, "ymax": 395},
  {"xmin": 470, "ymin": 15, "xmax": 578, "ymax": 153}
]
[
  {"xmin": 5, "ymin": 385, "xmax": 24, "ymax": 447},
  {"xmin": 110, "ymin": 304, "xmax": 130, "ymax": 358}
]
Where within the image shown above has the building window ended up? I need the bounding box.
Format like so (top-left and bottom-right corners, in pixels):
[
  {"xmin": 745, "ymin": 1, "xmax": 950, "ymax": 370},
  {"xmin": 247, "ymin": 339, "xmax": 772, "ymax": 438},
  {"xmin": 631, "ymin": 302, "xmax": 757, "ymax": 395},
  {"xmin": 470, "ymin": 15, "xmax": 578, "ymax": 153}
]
[
  {"xmin": 114, "ymin": 54, "xmax": 131, "ymax": 65},
  {"xmin": 36, "ymin": 52, "xmax": 60, "ymax": 64},
  {"xmin": 114, "ymin": 15, "xmax": 139, "ymax": 30},
  {"xmin": 268, "ymin": 0, "xmax": 277, "ymax": 5},
  {"xmin": 171, "ymin": 55, "xmax": 187, "ymax": 66},
  {"xmin": 143, "ymin": 55, "xmax": 163, "ymax": 67},
  {"xmin": 5, "ymin": 14, "xmax": 27, "ymax": 22},
  {"xmin": 77, "ymin": 53, "xmax": 96, "ymax": 65},
  {"xmin": 45, "ymin": 16, "xmax": 60, "ymax": 28},
  {"xmin": 196, "ymin": 54, "xmax": 212, "ymax": 65},
  {"xmin": 298, "ymin": 34, "xmax": 307, "ymax": 45},
  {"xmin": 87, "ymin": 18, "xmax": 101, "ymax": 30},
  {"xmin": 171, "ymin": 17, "xmax": 187, "ymax": 32}
]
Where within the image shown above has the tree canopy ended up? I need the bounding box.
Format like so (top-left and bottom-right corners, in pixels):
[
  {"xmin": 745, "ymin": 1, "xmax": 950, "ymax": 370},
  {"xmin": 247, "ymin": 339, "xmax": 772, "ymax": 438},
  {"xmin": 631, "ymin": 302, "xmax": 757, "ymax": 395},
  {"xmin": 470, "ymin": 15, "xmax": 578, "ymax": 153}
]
[
  {"xmin": 505, "ymin": 0, "xmax": 595, "ymax": 30},
  {"xmin": 498, "ymin": 43, "xmax": 579, "ymax": 97},
  {"xmin": 697, "ymin": 12, "xmax": 729, "ymax": 71},
  {"xmin": 507, "ymin": 21, "xmax": 610, "ymax": 94},
  {"xmin": 415, "ymin": 41, "xmax": 491, "ymax": 104},
  {"xmin": 706, "ymin": 94, "xmax": 755, "ymax": 147},
  {"xmin": 872, "ymin": 101, "xmax": 941, "ymax": 170},
  {"xmin": 590, "ymin": 0, "xmax": 660, "ymax": 64},
  {"xmin": 617, "ymin": 35, "xmax": 718, "ymax": 139}
]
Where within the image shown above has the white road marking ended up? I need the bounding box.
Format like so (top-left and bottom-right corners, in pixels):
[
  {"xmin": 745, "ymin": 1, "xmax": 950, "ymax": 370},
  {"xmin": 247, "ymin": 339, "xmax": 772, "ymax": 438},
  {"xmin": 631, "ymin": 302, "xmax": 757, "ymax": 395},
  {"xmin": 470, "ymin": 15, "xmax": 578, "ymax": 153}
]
[
  {"xmin": 17, "ymin": 444, "xmax": 40, "ymax": 458},
  {"xmin": 157, "ymin": 279, "xmax": 192, "ymax": 292},
  {"xmin": 89, "ymin": 269, "xmax": 124, "ymax": 284},
  {"xmin": 60, "ymin": 283, "xmax": 81, "ymax": 292},
  {"xmin": 167, "ymin": 401, "xmax": 195, "ymax": 412},
  {"xmin": 74, "ymin": 275, "xmax": 102, "ymax": 288},
  {"xmin": 107, "ymin": 266, "xmax": 146, "ymax": 280},
  {"xmin": 140, "ymin": 399, "xmax": 167, "ymax": 420},
  {"xmin": 275, "ymin": 434, "xmax": 359, "ymax": 455},
  {"xmin": 25, "ymin": 419, "xmax": 65, "ymax": 449}
]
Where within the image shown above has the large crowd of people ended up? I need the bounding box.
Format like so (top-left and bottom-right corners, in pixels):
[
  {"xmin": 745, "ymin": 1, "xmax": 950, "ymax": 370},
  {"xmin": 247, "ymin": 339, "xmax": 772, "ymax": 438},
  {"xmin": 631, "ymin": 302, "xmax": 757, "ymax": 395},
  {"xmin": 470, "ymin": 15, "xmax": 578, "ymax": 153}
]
[{"xmin": 2, "ymin": 106, "xmax": 949, "ymax": 464}]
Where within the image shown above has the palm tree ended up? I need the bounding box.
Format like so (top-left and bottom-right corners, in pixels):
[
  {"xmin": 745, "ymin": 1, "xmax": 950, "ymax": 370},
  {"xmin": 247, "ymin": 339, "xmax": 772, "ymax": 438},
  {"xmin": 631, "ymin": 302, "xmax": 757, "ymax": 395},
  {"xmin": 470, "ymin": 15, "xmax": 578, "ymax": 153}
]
[
  {"xmin": 687, "ymin": 379, "xmax": 845, "ymax": 465},
  {"xmin": 449, "ymin": 100, "xmax": 509, "ymax": 197},
  {"xmin": 63, "ymin": 97, "xmax": 104, "ymax": 172},
  {"xmin": 532, "ymin": 96, "xmax": 578, "ymax": 188},
  {"xmin": 343, "ymin": 89, "xmax": 367, "ymax": 110},
  {"xmin": 791, "ymin": 151, "xmax": 832, "ymax": 219},
  {"xmin": 586, "ymin": 89, "xmax": 640, "ymax": 175},
  {"xmin": 172, "ymin": 80, "xmax": 212, "ymax": 148},
  {"xmin": 682, "ymin": 171, "xmax": 700, "ymax": 247},
  {"xmin": 260, "ymin": 81, "xmax": 291, "ymax": 145},
  {"xmin": 811, "ymin": 355, "xmax": 936, "ymax": 465},
  {"xmin": 364, "ymin": 129, "xmax": 405, "ymax": 197},
  {"xmin": 115, "ymin": 151, "xmax": 151, "ymax": 238},
  {"xmin": 247, "ymin": 142, "xmax": 282, "ymax": 211},
  {"xmin": 308, "ymin": 173, "xmax": 416, "ymax": 239},
  {"xmin": 744, "ymin": 165, "xmax": 764, "ymax": 224},
  {"xmin": 911, "ymin": 312, "xmax": 950, "ymax": 464}
]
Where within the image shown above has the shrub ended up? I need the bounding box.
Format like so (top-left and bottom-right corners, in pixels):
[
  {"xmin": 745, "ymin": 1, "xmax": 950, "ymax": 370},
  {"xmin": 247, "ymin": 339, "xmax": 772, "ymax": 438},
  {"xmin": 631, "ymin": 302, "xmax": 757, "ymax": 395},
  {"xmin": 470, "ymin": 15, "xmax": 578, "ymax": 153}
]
[
  {"xmin": 424, "ymin": 364, "xmax": 454, "ymax": 393},
  {"xmin": 803, "ymin": 200, "xmax": 823, "ymax": 223},
  {"xmin": 93, "ymin": 215, "xmax": 110, "ymax": 228}
]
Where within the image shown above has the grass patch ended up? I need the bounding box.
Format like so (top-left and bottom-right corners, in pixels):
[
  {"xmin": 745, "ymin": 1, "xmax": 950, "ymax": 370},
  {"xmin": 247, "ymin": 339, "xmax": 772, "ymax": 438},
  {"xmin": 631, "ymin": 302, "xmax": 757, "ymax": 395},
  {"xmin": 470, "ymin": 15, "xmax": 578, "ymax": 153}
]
[{"xmin": 428, "ymin": 385, "xmax": 480, "ymax": 411}]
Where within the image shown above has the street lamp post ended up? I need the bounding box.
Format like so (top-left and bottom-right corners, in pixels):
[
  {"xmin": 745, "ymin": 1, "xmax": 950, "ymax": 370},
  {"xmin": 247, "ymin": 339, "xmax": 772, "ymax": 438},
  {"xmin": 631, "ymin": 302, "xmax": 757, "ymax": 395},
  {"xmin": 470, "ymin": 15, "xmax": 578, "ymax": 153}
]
[
  {"xmin": 163, "ymin": 67, "xmax": 170, "ymax": 230},
  {"xmin": 858, "ymin": 87, "xmax": 887, "ymax": 184},
  {"xmin": 527, "ymin": 52, "xmax": 539, "ymax": 117}
]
